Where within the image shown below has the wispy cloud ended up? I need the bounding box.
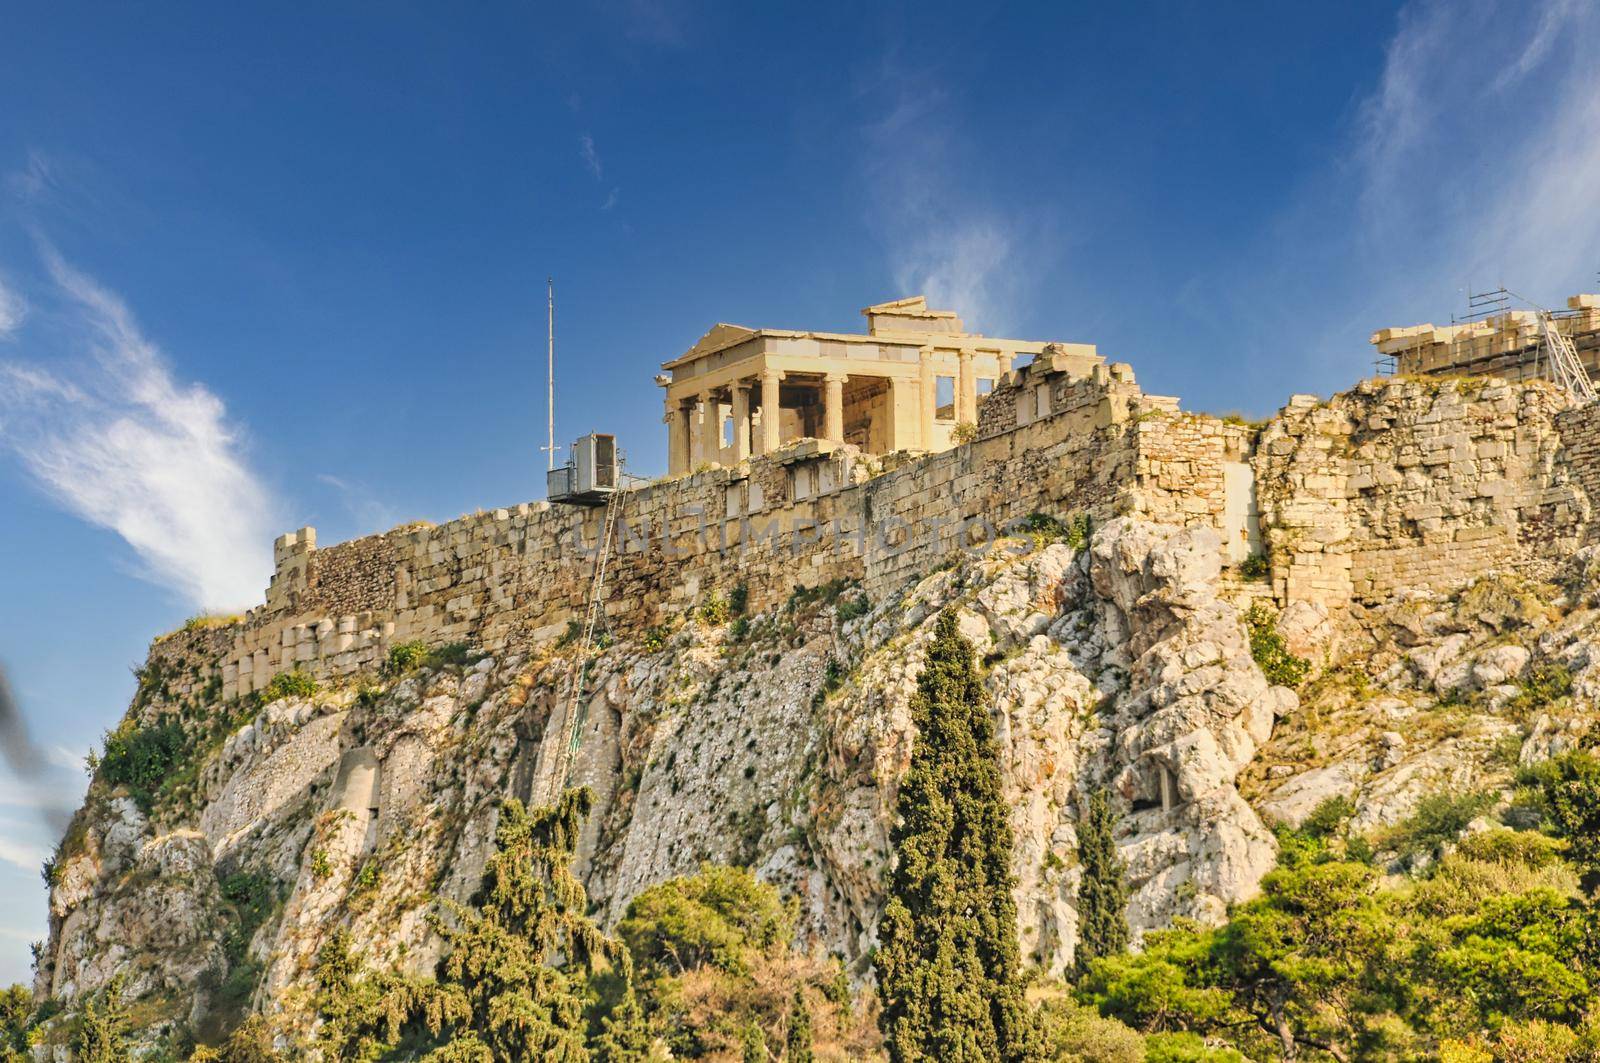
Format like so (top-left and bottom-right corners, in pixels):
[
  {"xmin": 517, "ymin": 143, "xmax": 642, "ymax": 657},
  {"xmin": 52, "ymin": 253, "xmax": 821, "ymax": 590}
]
[
  {"xmin": 315, "ymin": 472, "xmax": 398, "ymax": 535},
  {"xmin": 0, "ymin": 246, "xmax": 278, "ymax": 610},
  {"xmin": 6, "ymin": 149, "xmax": 55, "ymax": 204},
  {"xmin": 580, "ymin": 133, "xmax": 603, "ymax": 180},
  {"xmin": 1355, "ymin": 0, "xmax": 1600, "ymax": 305},
  {"xmin": 0, "ymin": 279, "xmax": 23, "ymax": 338},
  {"xmin": 858, "ymin": 66, "xmax": 1034, "ymax": 334}
]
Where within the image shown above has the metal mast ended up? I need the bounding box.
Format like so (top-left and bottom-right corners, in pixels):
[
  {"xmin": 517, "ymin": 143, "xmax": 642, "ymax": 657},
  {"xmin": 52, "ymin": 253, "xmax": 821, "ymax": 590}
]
[{"xmin": 546, "ymin": 277, "xmax": 556, "ymax": 470}]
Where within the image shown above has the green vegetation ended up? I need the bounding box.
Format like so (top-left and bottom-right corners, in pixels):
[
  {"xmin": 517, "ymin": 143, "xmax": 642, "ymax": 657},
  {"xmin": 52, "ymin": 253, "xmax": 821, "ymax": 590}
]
[
  {"xmin": 699, "ymin": 592, "xmax": 732, "ymax": 626},
  {"xmin": 1506, "ymin": 661, "xmax": 1575, "ymax": 719},
  {"xmin": 836, "ymin": 593, "xmax": 871, "ymax": 623},
  {"xmin": 1378, "ymin": 790, "xmax": 1497, "ymax": 867},
  {"xmin": 317, "ymin": 789, "xmax": 645, "ymax": 1059},
  {"xmin": 952, "ymin": 421, "xmax": 979, "ymax": 444},
  {"xmin": 70, "ymin": 975, "xmax": 132, "ymax": 1062},
  {"xmin": 619, "ymin": 863, "xmax": 789, "ymax": 983},
  {"xmin": 212, "ymin": 873, "xmax": 276, "ymax": 1025},
  {"xmin": 728, "ymin": 583, "xmax": 750, "ymax": 617},
  {"xmin": 1237, "ymin": 552, "xmax": 1270, "ymax": 581},
  {"xmin": 384, "ymin": 639, "xmax": 478, "ymax": 676},
  {"xmin": 1018, "ymin": 511, "xmax": 1092, "ymax": 551},
  {"xmin": 641, "ymin": 623, "xmax": 674, "ymax": 653},
  {"xmin": 1243, "ymin": 604, "xmax": 1309, "ymax": 687},
  {"xmin": 1076, "ymin": 783, "xmax": 1600, "ymax": 1061},
  {"xmin": 1519, "ymin": 749, "xmax": 1600, "ymax": 887},
  {"xmin": 0, "ymin": 984, "xmax": 32, "ymax": 1061},
  {"xmin": 98, "ymin": 720, "xmax": 185, "ymax": 813},
  {"xmin": 258, "ymin": 670, "xmax": 318, "ymax": 704},
  {"xmin": 875, "ymin": 610, "xmax": 1038, "ymax": 1062},
  {"xmin": 384, "ymin": 640, "xmax": 429, "ymax": 675},
  {"xmin": 1073, "ymin": 790, "xmax": 1129, "ymax": 978}
]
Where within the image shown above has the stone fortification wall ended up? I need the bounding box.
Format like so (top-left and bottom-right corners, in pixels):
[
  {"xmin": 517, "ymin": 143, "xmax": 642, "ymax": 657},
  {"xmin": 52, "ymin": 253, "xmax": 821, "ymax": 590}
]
[
  {"xmin": 214, "ymin": 361, "xmax": 1238, "ymax": 700},
  {"xmin": 1254, "ymin": 377, "xmax": 1593, "ymax": 608},
  {"xmin": 204, "ymin": 366, "xmax": 1600, "ymax": 703}
]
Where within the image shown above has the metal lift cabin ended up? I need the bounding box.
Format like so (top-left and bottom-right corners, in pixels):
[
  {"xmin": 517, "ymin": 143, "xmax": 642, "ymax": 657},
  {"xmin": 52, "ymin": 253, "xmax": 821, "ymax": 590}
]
[{"xmin": 546, "ymin": 432, "xmax": 620, "ymax": 506}]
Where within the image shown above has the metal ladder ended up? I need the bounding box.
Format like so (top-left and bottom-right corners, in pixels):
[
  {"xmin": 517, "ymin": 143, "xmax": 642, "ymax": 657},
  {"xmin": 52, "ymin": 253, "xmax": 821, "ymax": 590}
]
[
  {"xmin": 543, "ymin": 486, "xmax": 625, "ymax": 802},
  {"xmin": 1538, "ymin": 311, "xmax": 1597, "ymax": 405}
]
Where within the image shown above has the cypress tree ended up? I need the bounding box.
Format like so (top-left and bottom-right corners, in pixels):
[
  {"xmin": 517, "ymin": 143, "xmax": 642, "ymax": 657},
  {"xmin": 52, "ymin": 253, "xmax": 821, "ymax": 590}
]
[
  {"xmin": 784, "ymin": 988, "xmax": 813, "ymax": 1063},
  {"xmin": 1072, "ymin": 789, "xmax": 1129, "ymax": 979},
  {"xmin": 875, "ymin": 611, "xmax": 1038, "ymax": 1063}
]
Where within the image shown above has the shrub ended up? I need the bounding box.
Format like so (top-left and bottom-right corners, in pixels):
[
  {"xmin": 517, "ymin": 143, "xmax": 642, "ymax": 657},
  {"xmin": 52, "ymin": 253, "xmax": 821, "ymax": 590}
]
[
  {"xmin": 836, "ymin": 594, "xmax": 871, "ymax": 623},
  {"xmin": 99, "ymin": 721, "xmax": 186, "ymax": 812},
  {"xmin": 728, "ymin": 583, "xmax": 749, "ymax": 616},
  {"xmin": 642, "ymin": 624, "xmax": 673, "ymax": 653},
  {"xmin": 1381, "ymin": 790, "xmax": 1496, "ymax": 865},
  {"xmin": 618, "ymin": 863, "xmax": 791, "ymax": 981},
  {"xmin": 1517, "ymin": 749, "xmax": 1600, "ymax": 886},
  {"xmin": 1018, "ymin": 511, "xmax": 1092, "ymax": 551},
  {"xmin": 952, "ymin": 421, "xmax": 978, "ymax": 444},
  {"xmin": 384, "ymin": 641, "xmax": 428, "ymax": 676},
  {"xmin": 1244, "ymin": 604, "xmax": 1309, "ymax": 687},
  {"xmin": 260, "ymin": 670, "xmax": 318, "ymax": 703},
  {"xmin": 699, "ymin": 592, "xmax": 731, "ymax": 626},
  {"xmin": 1036, "ymin": 993, "xmax": 1144, "ymax": 1063},
  {"xmin": 1238, "ymin": 553, "xmax": 1269, "ymax": 581},
  {"xmin": 1507, "ymin": 663, "xmax": 1574, "ymax": 718}
]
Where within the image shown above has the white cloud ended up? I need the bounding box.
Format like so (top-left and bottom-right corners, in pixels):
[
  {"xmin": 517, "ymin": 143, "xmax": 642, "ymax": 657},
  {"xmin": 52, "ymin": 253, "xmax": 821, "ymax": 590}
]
[
  {"xmin": 1355, "ymin": 0, "xmax": 1600, "ymax": 306},
  {"xmin": 0, "ymin": 280, "xmax": 23, "ymax": 338},
  {"xmin": 859, "ymin": 69, "xmax": 1030, "ymax": 333},
  {"xmin": 315, "ymin": 472, "xmax": 398, "ymax": 535},
  {"xmin": 0, "ymin": 247, "xmax": 278, "ymax": 610},
  {"xmin": 581, "ymin": 133, "xmax": 603, "ymax": 180}
]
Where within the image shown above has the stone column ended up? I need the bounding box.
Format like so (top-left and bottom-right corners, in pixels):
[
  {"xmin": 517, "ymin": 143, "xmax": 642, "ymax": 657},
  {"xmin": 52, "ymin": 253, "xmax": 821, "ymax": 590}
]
[
  {"xmin": 760, "ymin": 369, "xmax": 784, "ymax": 454},
  {"xmin": 730, "ymin": 381, "xmax": 752, "ymax": 462},
  {"xmin": 667, "ymin": 400, "xmax": 693, "ymax": 475},
  {"xmin": 697, "ymin": 391, "xmax": 718, "ymax": 468},
  {"xmin": 823, "ymin": 372, "xmax": 846, "ymax": 444},
  {"xmin": 918, "ymin": 347, "xmax": 935, "ymax": 450},
  {"xmin": 957, "ymin": 347, "xmax": 977, "ymax": 424}
]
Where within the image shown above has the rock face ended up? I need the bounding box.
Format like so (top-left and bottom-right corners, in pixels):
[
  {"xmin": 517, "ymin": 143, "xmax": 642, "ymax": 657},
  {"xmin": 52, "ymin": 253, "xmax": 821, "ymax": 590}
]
[
  {"xmin": 34, "ymin": 372, "xmax": 1600, "ymax": 1051},
  {"xmin": 35, "ymin": 518, "xmax": 1288, "ymax": 1044}
]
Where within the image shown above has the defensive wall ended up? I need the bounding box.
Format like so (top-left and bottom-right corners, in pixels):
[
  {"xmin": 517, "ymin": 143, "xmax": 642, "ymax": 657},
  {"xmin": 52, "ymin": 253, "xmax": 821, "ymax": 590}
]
[{"xmin": 151, "ymin": 358, "xmax": 1600, "ymax": 704}]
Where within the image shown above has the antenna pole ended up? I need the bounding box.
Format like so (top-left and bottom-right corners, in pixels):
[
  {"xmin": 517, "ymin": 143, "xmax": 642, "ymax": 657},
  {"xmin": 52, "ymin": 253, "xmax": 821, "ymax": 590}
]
[{"xmin": 547, "ymin": 277, "xmax": 556, "ymax": 470}]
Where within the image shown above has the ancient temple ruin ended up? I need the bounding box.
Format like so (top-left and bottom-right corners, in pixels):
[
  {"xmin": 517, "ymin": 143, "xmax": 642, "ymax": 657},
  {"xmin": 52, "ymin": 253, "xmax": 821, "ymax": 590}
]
[
  {"xmin": 1370, "ymin": 293, "xmax": 1600, "ymax": 384},
  {"xmin": 658, "ymin": 296, "xmax": 1103, "ymax": 474}
]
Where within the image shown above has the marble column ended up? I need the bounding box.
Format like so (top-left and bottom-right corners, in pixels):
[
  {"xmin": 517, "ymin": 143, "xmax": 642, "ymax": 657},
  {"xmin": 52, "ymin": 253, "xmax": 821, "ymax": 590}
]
[
  {"xmin": 760, "ymin": 369, "xmax": 784, "ymax": 454},
  {"xmin": 730, "ymin": 381, "xmax": 752, "ymax": 462},
  {"xmin": 918, "ymin": 348, "xmax": 935, "ymax": 448},
  {"xmin": 823, "ymin": 372, "xmax": 846, "ymax": 444},
  {"xmin": 957, "ymin": 347, "xmax": 977, "ymax": 425},
  {"xmin": 667, "ymin": 401, "xmax": 693, "ymax": 475},
  {"xmin": 697, "ymin": 392, "xmax": 718, "ymax": 467}
]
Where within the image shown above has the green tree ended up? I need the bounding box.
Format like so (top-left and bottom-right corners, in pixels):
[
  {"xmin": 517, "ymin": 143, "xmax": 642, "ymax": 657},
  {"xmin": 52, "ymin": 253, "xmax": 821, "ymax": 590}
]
[
  {"xmin": 1073, "ymin": 790, "xmax": 1129, "ymax": 978},
  {"xmin": 874, "ymin": 611, "xmax": 1037, "ymax": 1063},
  {"xmin": 618, "ymin": 863, "xmax": 790, "ymax": 982},
  {"xmin": 785, "ymin": 989, "xmax": 813, "ymax": 1063},
  {"xmin": 318, "ymin": 789, "xmax": 642, "ymax": 1061},
  {"xmin": 71, "ymin": 974, "xmax": 132, "ymax": 1063},
  {"xmin": 1520, "ymin": 750, "xmax": 1600, "ymax": 890},
  {"xmin": 0, "ymin": 984, "xmax": 32, "ymax": 1061},
  {"xmin": 1078, "ymin": 923, "xmax": 1233, "ymax": 1034},
  {"xmin": 1211, "ymin": 861, "xmax": 1396, "ymax": 1061}
]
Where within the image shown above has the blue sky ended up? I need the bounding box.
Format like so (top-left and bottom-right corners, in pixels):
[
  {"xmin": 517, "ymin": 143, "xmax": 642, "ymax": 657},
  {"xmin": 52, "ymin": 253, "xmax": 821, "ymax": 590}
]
[{"xmin": 2, "ymin": 0, "xmax": 1599, "ymax": 984}]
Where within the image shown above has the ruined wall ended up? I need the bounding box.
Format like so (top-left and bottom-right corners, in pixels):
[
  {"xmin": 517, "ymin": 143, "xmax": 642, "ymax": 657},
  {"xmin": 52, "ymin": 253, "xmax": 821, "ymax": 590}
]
[
  {"xmin": 204, "ymin": 368, "xmax": 1600, "ymax": 704},
  {"xmin": 1254, "ymin": 378, "xmax": 1594, "ymax": 608},
  {"xmin": 214, "ymin": 364, "xmax": 1184, "ymax": 700}
]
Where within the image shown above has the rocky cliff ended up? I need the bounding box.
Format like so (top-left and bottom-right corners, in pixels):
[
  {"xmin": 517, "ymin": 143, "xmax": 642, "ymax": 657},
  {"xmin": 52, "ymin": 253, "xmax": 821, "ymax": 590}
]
[{"xmin": 31, "ymin": 373, "xmax": 1600, "ymax": 1053}]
